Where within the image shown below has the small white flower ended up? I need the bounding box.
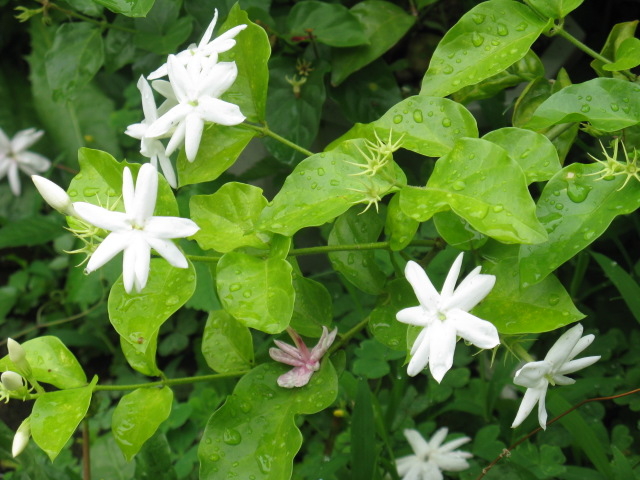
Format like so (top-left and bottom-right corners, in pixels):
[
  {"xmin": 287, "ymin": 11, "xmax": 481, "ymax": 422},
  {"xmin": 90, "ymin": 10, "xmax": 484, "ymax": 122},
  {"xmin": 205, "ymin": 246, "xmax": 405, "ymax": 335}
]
[
  {"xmin": 145, "ymin": 55, "xmax": 245, "ymax": 162},
  {"xmin": 31, "ymin": 175, "xmax": 77, "ymax": 216},
  {"xmin": 7, "ymin": 338, "xmax": 31, "ymax": 378},
  {"xmin": 72, "ymin": 163, "xmax": 199, "ymax": 294},
  {"xmin": 511, "ymin": 323, "xmax": 600, "ymax": 430},
  {"xmin": 12, "ymin": 418, "xmax": 30, "ymax": 458},
  {"xmin": 396, "ymin": 428, "xmax": 472, "ymax": 480},
  {"xmin": 147, "ymin": 9, "xmax": 247, "ymax": 80},
  {"xmin": 396, "ymin": 253, "xmax": 499, "ymax": 382},
  {"xmin": 1, "ymin": 371, "xmax": 25, "ymax": 392},
  {"xmin": 125, "ymin": 77, "xmax": 178, "ymax": 188},
  {"xmin": 269, "ymin": 326, "xmax": 337, "ymax": 388},
  {"xmin": 0, "ymin": 128, "xmax": 50, "ymax": 196}
]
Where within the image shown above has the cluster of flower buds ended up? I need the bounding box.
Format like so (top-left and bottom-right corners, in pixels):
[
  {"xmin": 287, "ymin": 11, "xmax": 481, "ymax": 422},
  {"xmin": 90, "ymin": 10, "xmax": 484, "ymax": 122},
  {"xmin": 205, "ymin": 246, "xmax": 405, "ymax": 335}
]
[{"xmin": 125, "ymin": 10, "xmax": 247, "ymax": 188}]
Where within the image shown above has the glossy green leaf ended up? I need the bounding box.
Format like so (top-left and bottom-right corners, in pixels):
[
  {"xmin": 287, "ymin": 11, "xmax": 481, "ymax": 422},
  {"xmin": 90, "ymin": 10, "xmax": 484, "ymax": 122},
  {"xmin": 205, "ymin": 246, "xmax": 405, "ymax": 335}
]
[
  {"xmin": 526, "ymin": 0, "xmax": 584, "ymax": 18},
  {"xmin": 591, "ymin": 21, "xmax": 638, "ymax": 77},
  {"xmin": 399, "ymin": 138, "xmax": 547, "ymax": 244},
  {"xmin": 45, "ymin": 23, "xmax": 104, "ymax": 100},
  {"xmin": 602, "ymin": 37, "xmax": 640, "ymax": 71},
  {"xmin": 190, "ymin": 182, "xmax": 269, "ymax": 253},
  {"xmin": 108, "ymin": 259, "xmax": 196, "ymax": 350},
  {"xmin": 120, "ymin": 334, "xmax": 162, "ymax": 377},
  {"xmin": 0, "ymin": 336, "xmax": 86, "ymax": 389},
  {"xmin": 198, "ymin": 362, "xmax": 338, "ymax": 479},
  {"xmin": 31, "ymin": 376, "xmax": 98, "ymax": 461},
  {"xmin": 64, "ymin": 0, "xmax": 104, "ymax": 16},
  {"xmin": 287, "ymin": 1, "xmax": 369, "ymax": 47},
  {"xmin": 384, "ymin": 193, "xmax": 419, "ymax": 251},
  {"xmin": 512, "ymin": 69, "xmax": 570, "ymax": 127},
  {"xmin": 330, "ymin": 0, "xmax": 415, "ymax": 86},
  {"xmin": 177, "ymin": 124, "xmax": 256, "ymax": 186},
  {"xmin": 474, "ymin": 245, "xmax": 583, "ymax": 334},
  {"xmin": 525, "ymin": 78, "xmax": 640, "ymax": 132},
  {"xmin": 433, "ymin": 211, "xmax": 487, "ymax": 251},
  {"xmin": 0, "ymin": 215, "xmax": 64, "ymax": 248},
  {"xmin": 112, "ymin": 387, "xmax": 173, "ymax": 461},
  {"xmin": 94, "ymin": 0, "xmax": 154, "ymax": 16},
  {"xmin": 353, "ymin": 339, "xmax": 404, "ymax": 379},
  {"xmin": 258, "ymin": 138, "xmax": 405, "ymax": 236},
  {"xmin": 482, "ymin": 127, "xmax": 561, "ymax": 183},
  {"xmin": 420, "ymin": 0, "xmax": 549, "ymax": 97},
  {"xmin": 263, "ymin": 56, "xmax": 327, "ymax": 165},
  {"xmin": 290, "ymin": 274, "xmax": 333, "ymax": 337},
  {"xmin": 134, "ymin": 433, "xmax": 177, "ymax": 480},
  {"xmin": 591, "ymin": 252, "xmax": 640, "ymax": 324},
  {"xmin": 216, "ymin": 252, "xmax": 294, "ymax": 334},
  {"xmin": 219, "ymin": 4, "xmax": 271, "ymax": 123},
  {"xmin": 351, "ymin": 379, "xmax": 377, "ymax": 480},
  {"xmin": 328, "ymin": 207, "xmax": 386, "ymax": 295},
  {"xmin": 202, "ymin": 310, "xmax": 254, "ymax": 373},
  {"xmin": 369, "ymin": 278, "xmax": 414, "ymax": 351},
  {"xmin": 519, "ymin": 163, "xmax": 640, "ymax": 286},
  {"xmin": 133, "ymin": 0, "xmax": 191, "ymax": 54}
]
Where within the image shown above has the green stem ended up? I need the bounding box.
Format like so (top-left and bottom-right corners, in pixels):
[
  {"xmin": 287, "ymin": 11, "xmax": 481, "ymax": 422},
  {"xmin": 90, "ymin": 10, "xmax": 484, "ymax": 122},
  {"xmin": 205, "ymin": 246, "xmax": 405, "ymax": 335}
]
[
  {"xmin": 92, "ymin": 371, "xmax": 249, "ymax": 392},
  {"xmin": 511, "ymin": 342, "xmax": 535, "ymax": 363},
  {"xmin": 544, "ymin": 123, "xmax": 575, "ymax": 142},
  {"xmin": 241, "ymin": 122, "xmax": 314, "ymax": 157},
  {"xmin": 329, "ymin": 316, "xmax": 370, "ymax": 355},
  {"xmin": 47, "ymin": 2, "xmax": 137, "ymax": 33}
]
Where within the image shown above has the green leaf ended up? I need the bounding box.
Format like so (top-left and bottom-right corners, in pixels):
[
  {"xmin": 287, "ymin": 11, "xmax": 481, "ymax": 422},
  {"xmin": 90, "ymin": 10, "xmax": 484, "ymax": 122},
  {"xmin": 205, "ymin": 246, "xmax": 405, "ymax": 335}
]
[
  {"xmin": 0, "ymin": 215, "xmax": 64, "ymax": 248},
  {"xmin": 602, "ymin": 37, "xmax": 640, "ymax": 71},
  {"xmin": 91, "ymin": 435, "xmax": 136, "ymax": 480},
  {"xmin": 134, "ymin": 433, "xmax": 177, "ymax": 480},
  {"xmin": 108, "ymin": 259, "xmax": 196, "ymax": 350},
  {"xmin": 258, "ymin": 138, "xmax": 405, "ymax": 236},
  {"xmin": 384, "ymin": 193, "xmax": 419, "ymax": 251},
  {"xmin": 31, "ymin": 376, "xmax": 98, "ymax": 461},
  {"xmin": 216, "ymin": 252, "xmax": 294, "ymax": 334},
  {"xmin": 591, "ymin": 21, "xmax": 638, "ymax": 77},
  {"xmin": 591, "ymin": 252, "xmax": 640, "ymax": 324},
  {"xmin": 287, "ymin": 1, "xmax": 369, "ymax": 47},
  {"xmin": 518, "ymin": 163, "xmax": 640, "ymax": 286},
  {"xmin": 369, "ymin": 278, "xmax": 414, "ymax": 351},
  {"xmin": 190, "ymin": 182, "xmax": 269, "ymax": 253},
  {"xmin": 482, "ymin": 127, "xmax": 561, "ymax": 183},
  {"xmin": 202, "ymin": 310, "xmax": 254, "ymax": 373},
  {"xmin": 45, "ymin": 23, "xmax": 104, "ymax": 100},
  {"xmin": 352, "ymin": 339, "xmax": 404, "ymax": 379},
  {"xmin": 433, "ymin": 210, "xmax": 487, "ymax": 251},
  {"xmin": 351, "ymin": 379, "xmax": 377, "ymax": 480},
  {"xmin": 94, "ymin": 0, "xmax": 154, "ymax": 16},
  {"xmin": 526, "ymin": 0, "xmax": 584, "ymax": 18},
  {"xmin": 0, "ymin": 336, "xmax": 87, "ymax": 389},
  {"xmin": 120, "ymin": 333, "xmax": 161, "ymax": 377},
  {"xmin": 112, "ymin": 387, "xmax": 173, "ymax": 461},
  {"xmin": 219, "ymin": 4, "xmax": 271, "ymax": 123},
  {"xmin": 290, "ymin": 274, "xmax": 333, "ymax": 337},
  {"xmin": 198, "ymin": 362, "xmax": 338, "ymax": 479},
  {"xmin": 474, "ymin": 245, "xmax": 583, "ymax": 334},
  {"xmin": 328, "ymin": 207, "xmax": 386, "ymax": 295},
  {"xmin": 133, "ymin": 0, "xmax": 191, "ymax": 53},
  {"xmin": 399, "ymin": 138, "xmax": 547, "ymax": 244},
  {"xmin": 330, "ymin": 0, "xmax": 415, "ymax": 85},
  {"xmin": 64, "ymin": 0, "xmax": 104, "ymax": 16},
  {"xmin": 420, "ymin": 0, "xmax": 549, "ymax": 97},
  {"xmin": 472, "ymin": 425, "xmax": 506, "ymax": 461},
  {"xmin": 525, "ymin": 78, "xmax": 640, "ymax": 132}
]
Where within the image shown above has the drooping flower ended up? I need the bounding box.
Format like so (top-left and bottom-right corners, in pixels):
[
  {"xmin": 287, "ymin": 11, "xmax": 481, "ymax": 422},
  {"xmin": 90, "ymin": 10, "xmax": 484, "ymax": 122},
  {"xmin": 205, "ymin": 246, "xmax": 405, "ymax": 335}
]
[
  {"xmin": 147, "ymin": 9, "xmax": 247, "ymax": 80},
  {"xmin": 269, "ymin": 326, "xmax": 337, "ymax": 388},
  {"xmin": 396, "ymin": 428, "xmax": 472, "ymax": 480},
  {"xmin": 145, "ymin": 55, "xmax": 245, "ymax": 162},
  {"xmin": 511, "ymin": 323, "xmax": 600, "ymax": 429},
  {"xmin": 32, "ymin": 175, "xmax": 77, "ymax": 216},
  {"xmin": 73, "ymin": 163, "xmax": 199, "ymax": 293},
  {"xmin": 125, "ymin": 76, "xmax": 177, "ymax": 188},
  {"xmin": 0, "ymin": 127, "xmax": 50, "ymax": 196},
  {"xmin": 396, "ymin": 253, "xmax": 499, "ymax": 382}
]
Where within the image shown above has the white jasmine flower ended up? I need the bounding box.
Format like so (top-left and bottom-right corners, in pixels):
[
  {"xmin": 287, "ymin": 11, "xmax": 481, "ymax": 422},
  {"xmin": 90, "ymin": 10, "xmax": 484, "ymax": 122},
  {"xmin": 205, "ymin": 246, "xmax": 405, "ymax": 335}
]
[
  {"xmin": 73, "ymin": 163, "xmax": 199, "ymax": 294},
  {"xmin": 125, "ymin": 77, "xmax": 177, "ymax": 188},
  {"xmin": 269, "ymin": 326, "xmax": 338, "ymax": 388},
  {"xmin": 396, "ymin": 428, "xmax": 472, "ymax": 480},
  {"xmin": 31, "ymin": 175, "xmax": 77, "ymax": 216},
  {"xmin": 145, "ymin": 55, "xmax": 245, "ymax": 162},
  {"xmin": 1, "ymin": 371, "xmax": 25, "ymax": 392},
  {"xmin": 0, "ymin": 128, "xmax": 50, "ymax": 196},
  {"xmin": 147, "ymin": 9, "xmax": 247, "ymax": 80},
  {"xmin": 511, "ymin": 323, "xmax": 600, "ymax": 429},
  {"xmin": 12, "ymin": 418, "xmax": 30, "ymax": 458},
  {"xmin": 396, "ymin": 253, "xmax": 499, "ymax": 382}
]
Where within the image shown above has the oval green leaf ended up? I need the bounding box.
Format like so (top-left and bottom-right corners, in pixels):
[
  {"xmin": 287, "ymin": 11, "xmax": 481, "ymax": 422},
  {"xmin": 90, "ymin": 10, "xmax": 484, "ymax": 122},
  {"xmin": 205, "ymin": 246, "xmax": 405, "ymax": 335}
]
[
  {"xmin": 287, "ymin": 1, "xmax": 369, "ymax": 47},
  {"xmin": 202, "ymin": 310, "xmax": 254, "ymax": 373}
]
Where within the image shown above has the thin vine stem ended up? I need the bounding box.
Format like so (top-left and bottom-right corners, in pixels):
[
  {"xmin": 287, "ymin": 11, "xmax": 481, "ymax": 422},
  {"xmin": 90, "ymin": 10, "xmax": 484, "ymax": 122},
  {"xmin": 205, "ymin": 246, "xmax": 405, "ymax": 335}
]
[
  {"xmin": 240, "ymin": 122, "xmax": 315, "ymax": 157},
  {"xmin": 328, "ymin": 316, "xmax": 370, "ymax": 355},
  {"xmin": 476, "ymin": 387, "xmax": 640, "ymax": 479},
  {"xmin": 44, "ymin": 2, "xmax": 138, "ymax": 33}
]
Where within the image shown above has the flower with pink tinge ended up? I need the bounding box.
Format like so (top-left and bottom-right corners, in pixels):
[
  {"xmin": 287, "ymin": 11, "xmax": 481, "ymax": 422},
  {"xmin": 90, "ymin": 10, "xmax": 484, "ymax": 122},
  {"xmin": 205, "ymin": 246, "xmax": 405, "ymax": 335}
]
[{"xmin": 269, "ymin": 326, "xmax": 337, "ymax": 388}]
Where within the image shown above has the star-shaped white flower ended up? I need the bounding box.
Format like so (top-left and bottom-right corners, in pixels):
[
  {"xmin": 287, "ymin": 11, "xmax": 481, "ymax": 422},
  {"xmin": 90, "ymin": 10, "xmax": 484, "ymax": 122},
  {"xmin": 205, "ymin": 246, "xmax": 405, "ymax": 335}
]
[
  {"xmin": 396, "ymin": 253, "xmax": 499, "ymax": 382},
  {"xmin": 396, "ymin": 428, "xmax": 472, "ymax": 480},
  {"xmin": 0, "ymin": 128, "xmax": 50, "ymax": 196},
  {"xmin": 125, "ymin": 76, "xmax": 177, "ymax": 188},
  {"xmin": 147, "ymin": 9, "xmax": 247, "ymax": 80},
  {"xmin": 145, "ymin": 55, "xmax": 245, "ymax": 162},
  {"xmin": 269, "ymin": 326, "xmax": 337, "ymax": 388},
  {"xmin": 73, "ymin": 163, "xmax": 199, "ymax": 293},
  {"xmin": 511, "ymin": 323, "xmax": 600, "ymax": 430}
]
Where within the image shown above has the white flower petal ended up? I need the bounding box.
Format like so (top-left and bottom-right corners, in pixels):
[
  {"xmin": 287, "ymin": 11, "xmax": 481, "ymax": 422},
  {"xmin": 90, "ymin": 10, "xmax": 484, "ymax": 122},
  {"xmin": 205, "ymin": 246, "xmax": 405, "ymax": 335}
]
[
  {"xmin": 410, "ymin": 327, "xmax": 429, "ymax": 355},
  {"xmin": 431, "ymin": 452, "xmax": 470, "ymax": 472},
  {"xmin": 146, "ymin": 103, "xmax": 192, "ymax": 139},
  {"xmin": 197, "ymin": 97, "xmax": 246, "ymax": 126},
  {"xmin": 131, "ymin": 235, "xmax": 151, "ymax": 293},
  {"xmin": 403, "ymin": 429, "xmax": 430, "ymax": 459},
  {"xmin": 404, "ymin": 261, "xmax": 440, "ymax": 311},
  {"xmin": 447, "ymin": 309, "xmax": 499, "ymax": 349},
  {"xmin": 144, "ymin": 216, "xmax": 199, "ymax": 238},
  {"xmin": 396, "ymin": 455, "xmax": 420, "ymax": 476},
  {"xmin": 545, "ymin": 323, "xmax": 583, "ymax": 366},
  {"xmin": 201, "ymin": 61, "xmax": 238, "ymax": 97},
  {"xmin": 198, "ymin": 9, "xmax": 218, "ymax": 48},
  {"xmin": 156, "ymin": 150, "xmax": 177, "ymax": 188},
  {"xmin": 396, "ymin": 306, "xmax": 430, "ymax": 327},
  {"xmin": 511, "ymin": 386, "xmax": 544, "ymax": 428},
  {"xmin": 513, "ymin": 361, "xmax": 551, "ymax": 388},
  {"xmin": 556, "ymin": 355, "xmax": 600, "ymax": 375},
  {"xmin": 165, "ymin": 121, "xmax": 187, "ymax": 157},
  {"xmin": 132, "ymin": 163, "xmax": 158, "ymax": 225},
  {"xmin": 444, "ymin": 270, "xmax": 495, "ymax": 312},
  {"xmin": 137, "ymin": 75, "xmax": 158, "ymax": 122},
  {"xmin": 85, "ymin": 232, "xmax": 130, "ymax": 273},
  {"xmin": 122, "ymin": 167, "xmax": 135, "ymax": 214},
  {"xmin": 145, "ymin": 237, "xmax": 188, "ymax": 268},
  {"xmin": 73, "ymin": 202, "xmax": 129, "ymax": 232},
  {"xmin": 552, "ymin": 375, "xmax": 576, "ymax": 386},
  {"xmin": 441, "ymin": 253, "xmax": 463, "ymax": 300},
  {"xmin": 428, "ymin": 428, "xmax": 448, "ymax": 449},
  {"xmin": 428, "ymin": 320, "xmax": 457, "ymax": 383},
  {"xmin": 17, "ymin": 152, "xmax": 50, "ymax": 172},
  {"xmin": 538, "ymin": 386, "xmax": 548, "ymax": 429},
  {"xmin": 567, "ymin": 334, "xmax": 595, "ymax": 360},
  {"xmin": 8, "ymin": 163, "xmax": 21, "ymax": 195},
  {"xmin": 407, "ymin": 327, "xmax": 431, "ymax": 377},
  {"xmin": 11, "ymin": 128, "xmax": 43, "ymax": 152},
  {"xmin": 151, "ymin": 80, "xmax": 175, "ymax": 101},
  {"xmin": 185, "ymin": 113, "xmax": 204, "ymax": 162},
  {"xmin": 438, "ymin": 435, "xmax": 471, "ymax": 453},
  {"xmin": 277, "ymin": 366, "xmax": 314, "ymax": 388}
]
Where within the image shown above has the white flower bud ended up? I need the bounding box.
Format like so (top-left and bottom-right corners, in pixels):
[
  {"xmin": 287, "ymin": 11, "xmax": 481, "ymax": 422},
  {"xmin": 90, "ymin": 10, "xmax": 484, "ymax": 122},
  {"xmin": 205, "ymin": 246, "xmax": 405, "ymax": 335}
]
[
  {"xmin": 7, "ymin": 338, "xmax": 32, "ymax": 378},
  {"xmin": 1, "ymin": 371, "xmax": 25, "ymax": 391},
  {"xmin": 12, "ymin": 418, "xmax": 30, "ymax": 458},
  {"xmin": 31, "ymin": 175, "xmax": 77, "ymax": 217}
]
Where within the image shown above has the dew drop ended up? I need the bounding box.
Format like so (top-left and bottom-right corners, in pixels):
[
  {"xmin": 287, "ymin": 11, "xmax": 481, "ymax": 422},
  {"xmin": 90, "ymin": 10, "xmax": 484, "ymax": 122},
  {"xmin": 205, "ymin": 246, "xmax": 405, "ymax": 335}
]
[
  {"xmin": 256, "ymin": 454, "xmax": 272, "ymax": 473},
  {"xmin": 580, "ymin": 104, "xmax": 590, "ymax": 113},
  {"xmin": 515, "ymin": 21, "xmax": 528, "ymax": 31},
  {"xmin": 392, "ymin": 114, "xmax": 403, "ymax": 124},
  {"xmin": 520, "ymin": 149, "xmax": 531, "ymax": 159},
  {"xmin": 548, "ymin": 294, "xmax": 560, "ymax": 306},
  {"xmin": 68, "ymin": 189, "xmax": 78, "ymax": 197},
  {"xmin": 492, "ymin": 204, "xmax": 504, "ymax": 212},
  {"xmin": 413, "ymin": 110, "xmax": 423, "ymax": 123},
  {"xmin": 497, "ymin": 23, "xmax": 509, "ymax": 36},
  {"xmin": 229, "ymin": 284, "xmax": 242, "ymax": 292},
  {"xmin": 442, "ymin": 64, "xmax": 454, "ymax": 74},
  {"xmin": 209, "ymin": 453, "xmax": 220, "ymax": 461},
  {"xmin": 452, "ymin": 180, "xmax": 466, "ymax": 191},
  {"xmin": 491, "ymin": 39, "xmax": 501, "ymax": 46},
  {"xmin": 310, "ymin": 182, "xmax": 318, "ymax": 189},
  {"xmin": 610, "ymin": 103, "xmax": 619, "ymax": 112},
  {"xmin": 239, "ymin": 401, "xmax": 252, "ymax": 413},
  {"xmin": 441, "ymin": 118, "xmax": 452, "ymax": 127},
  {"xmin": 223, "ymin": 428, "xmax": 242, "ymax": 446},
  {"xmin": 330, "ymin": 179, "xmax": 340, "ymax": 186},
  {"xmin": 585, "ymin": 95, "xmax": 592, "ymax": 101},
  {"xmin": 165, "ymin": 295, "xmax": 179, "ymax": 306},
  {"xmin": 583, "ymin": 230, "xmax": 595, "ymax": 241},
  {"xmin": 472, "ymin": 13, "xmax": 485, "ymax": 24},
  {"xmin": 471, "ymin": 32, "xmax": 484, "ymax": 47},
  {"xmin": 83, "ymin": 187, "xmax": 100, "ymax": 197},
  {"xmin": 317, "ymin": 168, "xmax": 325, "ymax": 176},
  {"xmin": 242, "ymin": 290, "xmax": 252, "ymax": 298},
  {"xmin": 555, "ymin": 203, "xmax": 564, "ymax": 210}
]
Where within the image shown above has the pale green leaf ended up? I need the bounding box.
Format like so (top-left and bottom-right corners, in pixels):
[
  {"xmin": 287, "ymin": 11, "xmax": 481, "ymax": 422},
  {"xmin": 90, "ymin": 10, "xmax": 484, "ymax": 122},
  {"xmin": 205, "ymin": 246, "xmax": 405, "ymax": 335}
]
[{"xmin": 202, "ymin": 310, "xmax": 254, "ymax": 373}]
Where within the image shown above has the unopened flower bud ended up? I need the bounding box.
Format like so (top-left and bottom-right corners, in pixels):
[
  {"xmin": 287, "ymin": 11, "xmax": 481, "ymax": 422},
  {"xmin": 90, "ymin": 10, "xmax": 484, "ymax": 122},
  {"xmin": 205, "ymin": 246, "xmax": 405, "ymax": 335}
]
[
  {"xmin": 1, "ymin": 371, "xmax": 25, "ymax": 391},
  {"xmin": 12, "ymin": 418, "xmax": 30, "ymax": 458},
  {"xmin": 31, "ymin": 175, "xmax": 77, "ymax": 217},
  {"xmin": 7, "ymin": 338, "xmax": 32, "ymax": 378}
]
